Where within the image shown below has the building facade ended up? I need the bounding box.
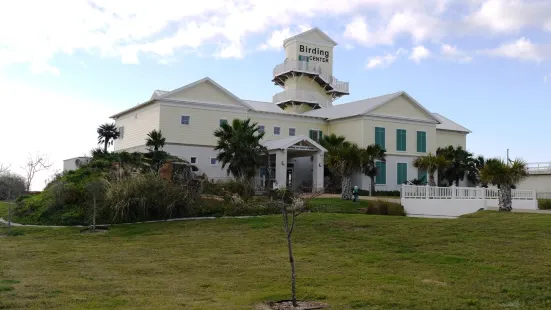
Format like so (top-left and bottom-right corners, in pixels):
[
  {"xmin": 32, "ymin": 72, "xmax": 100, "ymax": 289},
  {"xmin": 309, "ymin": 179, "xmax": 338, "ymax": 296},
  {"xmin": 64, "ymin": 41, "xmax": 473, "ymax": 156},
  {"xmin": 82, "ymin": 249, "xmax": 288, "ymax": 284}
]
[{"xmin": 111, "ymin": 28, "xmax": 470, "ymax": 191}]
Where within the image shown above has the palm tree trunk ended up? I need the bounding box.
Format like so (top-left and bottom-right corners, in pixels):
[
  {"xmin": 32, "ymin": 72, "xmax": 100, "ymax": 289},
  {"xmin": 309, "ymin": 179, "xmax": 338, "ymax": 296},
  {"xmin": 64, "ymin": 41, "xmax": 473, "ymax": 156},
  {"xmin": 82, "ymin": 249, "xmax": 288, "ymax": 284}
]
[
  {"xmin": 499, "ymin": 184, "xmax": 513, "ymax": 211},
  {"xmin": 370, "ymin": 176, "xmax": 376, "ymax": 196},
  {"xmin": 429, "ymin": 173, "xmax": 436, "ymax": 186},
  {"xmin": 341, "ymin": 176, "xmax": 352, "ymax": 200},
  {"xmin": 103, "ymin": 139, "xmax": 109, "ymax": 153}
]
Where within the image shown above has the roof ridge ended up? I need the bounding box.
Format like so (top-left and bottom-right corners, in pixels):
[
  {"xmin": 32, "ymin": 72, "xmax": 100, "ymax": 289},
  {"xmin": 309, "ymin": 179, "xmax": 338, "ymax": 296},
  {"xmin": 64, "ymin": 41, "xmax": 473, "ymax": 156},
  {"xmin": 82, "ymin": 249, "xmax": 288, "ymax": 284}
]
[{"xmin": 338, "ymin": 91, "xmax": 402, "ymax": 106}]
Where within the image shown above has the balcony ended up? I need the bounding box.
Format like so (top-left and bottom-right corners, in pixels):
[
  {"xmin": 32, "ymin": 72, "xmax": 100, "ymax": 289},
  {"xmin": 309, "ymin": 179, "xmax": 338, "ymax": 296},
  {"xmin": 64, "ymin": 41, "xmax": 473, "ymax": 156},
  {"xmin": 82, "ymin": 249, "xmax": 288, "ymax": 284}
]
[
  {"xmin": 526, "ymin": 162, "xmax": 551, "ymax": 175},
  {"xmin": 273, "ymin": 89, "xmax": 332, "ymax": 109},
  {"xmin": 272, "ymin": 60, "xmax": 349, "ymax": 95}
]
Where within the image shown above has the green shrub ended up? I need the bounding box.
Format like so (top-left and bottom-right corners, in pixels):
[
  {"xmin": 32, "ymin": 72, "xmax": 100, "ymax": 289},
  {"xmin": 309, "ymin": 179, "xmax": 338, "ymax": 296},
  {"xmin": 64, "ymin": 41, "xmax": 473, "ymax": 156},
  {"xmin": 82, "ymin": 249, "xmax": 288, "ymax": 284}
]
[
  {"xmin": 363, "ymin": 200, "xmax": 405, "ymax": 216},
  {"xmin": 358, "ymin": 190, "xmax": 401, "ymax": 197},
  {"xmin": 191, "ymin": 197, "xmax": 279, "ymax": 217},
  {"xmin": 538, "ymin": 199, "xmax": 551, "ymax": 210},
  {"xmin": 105, "ymin": 173, "xmax": 200, "ymax": 223},
  {"xmin": 203, "ymin": 179, "xmax": 255, "ymax": 199}
]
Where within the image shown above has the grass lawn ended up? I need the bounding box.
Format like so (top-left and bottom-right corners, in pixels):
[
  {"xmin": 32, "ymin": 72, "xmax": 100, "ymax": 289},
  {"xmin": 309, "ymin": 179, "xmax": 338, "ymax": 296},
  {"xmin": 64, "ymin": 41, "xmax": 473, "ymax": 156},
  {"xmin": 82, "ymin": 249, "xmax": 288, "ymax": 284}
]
[
  {"xmin": 0, "ymin": 201, "xmax": 9, "ymax": 219},
  {"xmin": 308, "ymin": 198, "xmax": 368, "ymax": 213},
  {"xmin": 2, "ymin": 212, "xmax": 551, "ymax": 309}
]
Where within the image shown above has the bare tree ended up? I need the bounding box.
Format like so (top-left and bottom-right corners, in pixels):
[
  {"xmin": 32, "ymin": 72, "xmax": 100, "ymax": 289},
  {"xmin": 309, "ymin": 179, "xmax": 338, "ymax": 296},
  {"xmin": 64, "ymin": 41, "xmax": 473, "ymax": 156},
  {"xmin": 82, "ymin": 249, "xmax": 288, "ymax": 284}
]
[
  {"xmin": 21, "ymin": 153, "xmax": 52, "ymax": 191},
  {"xmin": 269, "ymin": 186, "xmax": 324, "ymax": 308},
  {"xmin": 0, "ymin": 164, "xmax": 10, "ymax": 175}
]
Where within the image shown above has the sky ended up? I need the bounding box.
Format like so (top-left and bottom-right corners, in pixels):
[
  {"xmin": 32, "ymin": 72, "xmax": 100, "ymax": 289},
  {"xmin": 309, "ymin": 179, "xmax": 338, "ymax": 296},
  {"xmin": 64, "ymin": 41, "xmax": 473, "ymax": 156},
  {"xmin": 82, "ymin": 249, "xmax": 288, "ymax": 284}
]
[{"xmin": 0, "ymin": 0, "xmax": 550, "ymax": 190}]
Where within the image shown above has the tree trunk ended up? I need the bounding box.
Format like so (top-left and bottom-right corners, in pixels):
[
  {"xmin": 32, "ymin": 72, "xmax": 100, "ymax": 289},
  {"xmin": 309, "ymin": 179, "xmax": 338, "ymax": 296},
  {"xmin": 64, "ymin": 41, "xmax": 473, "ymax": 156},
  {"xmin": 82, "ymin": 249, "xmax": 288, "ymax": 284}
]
[
  {"xmin": 341, "ymin": 176, "xmax": 352, "ymax": 200},
  {"xmin": 287, "ymin": 229, "xmax": 297, "ymax": 307},
  {"xmin": 499, "ymin": 184, "xmax": 513, "ymax": 211},
  {"xmin": 103, "ymin": 139, "xmax": 108, "ymax": 153},
  {"xmin": 429, "ymin": 173, "xmax": 436, "ymax": 186},
  {"xmin": 370, "ymin": 176, "xmax": 376, "ymax": 196}
]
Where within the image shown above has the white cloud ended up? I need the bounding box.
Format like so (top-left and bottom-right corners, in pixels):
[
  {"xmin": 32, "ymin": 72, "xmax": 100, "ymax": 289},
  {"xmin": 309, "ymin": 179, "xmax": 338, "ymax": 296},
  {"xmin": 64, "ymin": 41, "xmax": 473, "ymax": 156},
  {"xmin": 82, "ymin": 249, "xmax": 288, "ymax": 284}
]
[
  {"xmin": 466, "ymin": 0, "xmax": 551, "ymax": 33},
  {"xmin": 440, "ymin": 44, "xmax": 473, "ymax": 63},
  {"xmin": 366, "ymin": 48, "xmax": 407, "ymax": 69},
  {"xmin": 409, "ymin": 46, "xmax": 431, "ymax": 63},
  {"xmin": 258, "ymin": 25, "xmax": 311, "ymax": 51},
  {"xmin": 482, "ymin": 37, "xmax": 550, "ymax": 62},
  {"xmin": 0, "ymin": 76, "xmax": 118, "ymax": 190}
]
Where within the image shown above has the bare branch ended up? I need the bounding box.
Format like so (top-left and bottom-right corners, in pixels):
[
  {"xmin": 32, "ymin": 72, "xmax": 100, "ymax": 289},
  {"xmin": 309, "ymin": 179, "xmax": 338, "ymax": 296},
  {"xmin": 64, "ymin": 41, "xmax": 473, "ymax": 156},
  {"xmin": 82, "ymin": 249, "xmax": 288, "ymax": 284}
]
[
  {"xmin": 0, "ymin": 164, "xmax": 10, "ymax": 175},
  {"xmin": 21, "ymin": 152, "xmax": 53, "ymax": 191}
]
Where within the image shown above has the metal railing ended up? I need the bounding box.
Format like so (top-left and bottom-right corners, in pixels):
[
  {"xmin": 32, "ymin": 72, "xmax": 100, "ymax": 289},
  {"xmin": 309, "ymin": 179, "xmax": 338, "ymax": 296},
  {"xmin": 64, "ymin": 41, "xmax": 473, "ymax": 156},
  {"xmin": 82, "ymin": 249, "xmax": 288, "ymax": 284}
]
[
  {"xmin": 526, "ymin": 162, "xmax": 551, "ymax": 174},
  {"xmin": 273, "ymin": 60, "xmax": 349, "ymax": 93},
  {"xmin": 401, "ymin": 185, "xmax": 536, "ymax": 200},
  {"xmin": 273, "ymin": 89, "xmax": 332, "ymax": 108}
]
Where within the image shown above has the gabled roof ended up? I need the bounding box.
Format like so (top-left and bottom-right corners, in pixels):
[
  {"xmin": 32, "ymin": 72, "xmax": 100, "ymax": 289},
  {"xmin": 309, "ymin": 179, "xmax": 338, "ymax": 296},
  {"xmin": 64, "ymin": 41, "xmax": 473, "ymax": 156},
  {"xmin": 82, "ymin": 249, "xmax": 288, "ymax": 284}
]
[
  {"xmin": 156, "ymin": 77, "xmax": 253, "ymax": 109},
  {"xmin": 283, "ymin": 27, "xmax": 338, "ymax": 47},
  {"xmin": 432, "ymin": 113, "xmax": 471, "ymax": 133},
  {"xmin": 263, "ymin": 135, "xmax": 327, "ymax": 152},
  {"xmin": 150, "ymin": 90, "xmax": 168, "ymax": 100},
  {"xmin": 302, "ymin": 91, "xmax": 440, "ymax": 123}
]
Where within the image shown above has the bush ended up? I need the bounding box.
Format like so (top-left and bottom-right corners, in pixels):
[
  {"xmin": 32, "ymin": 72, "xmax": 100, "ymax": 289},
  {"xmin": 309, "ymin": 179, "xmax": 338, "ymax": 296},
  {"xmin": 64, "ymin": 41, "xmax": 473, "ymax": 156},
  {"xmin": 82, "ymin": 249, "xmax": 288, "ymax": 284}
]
[
  {"xmin": 358, "ymin": 190, "xmax": 401, "ymax": 197},
  {"xmin": 538, "ymin": 199, "xmax": 551, "ymax": 210},
  {"xmin": 362, "ymin": 200, "xmax": 405, "ymax": 216},
  {"xmin": 203, "ymin": 179, "xmax": 255, "ymax": 199},
  {"xmin": 105, "ymin": 173, "xmax": 200, "ymax": 223},
  {"xmin": 192, "ymin": 197, "xmax": 279, "ymax": 217},
  {"xmin": 0, "ymin": 173, "xmax": 26, "ymax": 200}
]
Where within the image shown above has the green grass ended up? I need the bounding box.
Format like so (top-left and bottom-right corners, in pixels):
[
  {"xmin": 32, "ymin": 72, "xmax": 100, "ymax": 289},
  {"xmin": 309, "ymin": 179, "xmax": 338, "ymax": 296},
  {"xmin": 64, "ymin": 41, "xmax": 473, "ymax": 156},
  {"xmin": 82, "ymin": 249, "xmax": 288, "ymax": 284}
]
[
  {"xmin": 308, "ymin": 198, "xmax": 369, "ymax": 213},
  {"xmin": 0, "ymin": 202, "xmax": 9, "ymax": 219},
  {"xmin": 2, "ymin": 212, "xmax": 551, "ymax": 309}
]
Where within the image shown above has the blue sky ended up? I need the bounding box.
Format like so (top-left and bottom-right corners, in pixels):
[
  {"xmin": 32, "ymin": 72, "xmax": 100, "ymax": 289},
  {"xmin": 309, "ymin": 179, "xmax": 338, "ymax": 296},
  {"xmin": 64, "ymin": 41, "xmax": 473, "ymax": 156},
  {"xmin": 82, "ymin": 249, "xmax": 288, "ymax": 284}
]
[{"xmin": 0, "ymin": 0, "xmax": 550, "ymax": 190}]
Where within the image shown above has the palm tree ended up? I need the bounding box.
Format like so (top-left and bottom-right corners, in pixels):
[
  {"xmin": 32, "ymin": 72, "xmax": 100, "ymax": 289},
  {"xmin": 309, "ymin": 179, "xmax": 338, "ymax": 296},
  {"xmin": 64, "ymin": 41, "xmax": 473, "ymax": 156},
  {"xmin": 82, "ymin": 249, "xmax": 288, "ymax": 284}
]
[
  {"xmin": 320, "ymin": 134, "xmax": 346, "ymax": 150},
  {"xmin": 480, "ymin": 158, "xmax": 528, "ymax": 211},
  {"xmin": 146, "ymin": 130, "xmax": 166, "ymax": 152},
  {"xmin": 214, "ymin": 118, "xmax": 266, "ymax": 179},
  {"xmin": 437, "ymin": 146, "xmax": 474, "ymax": 186},
  {"xmin": 320, "ymin": 134, "xmax": 346, "ymax": 192},
  {"xmin": 360, "ymin": 144, "xmax": 386, "ymax": 195},
  {"xmin": 97, "ymin": 123, "xmax": 120, "ymax": 152},
  {"xmin": 325, "ymin": 141, "xmax": 362, "ymax": 200},
  {"xmin": 413, "ymin": 153, "xmax": 449, "ymax": 186},
  {"xmin": 467, "ymin": 155, "xmax": 486, "ymax": 186}
]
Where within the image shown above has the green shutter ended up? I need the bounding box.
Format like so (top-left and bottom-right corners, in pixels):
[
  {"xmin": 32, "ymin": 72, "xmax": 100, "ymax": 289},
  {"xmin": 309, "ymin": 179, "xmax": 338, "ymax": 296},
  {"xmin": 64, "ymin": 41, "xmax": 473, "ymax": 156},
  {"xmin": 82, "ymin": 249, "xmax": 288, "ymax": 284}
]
[
  {"xmin": 397, "ymin": 163, "xmax": 407, "ymax": 184},
  {"xmin": 375, "ymin": 127, "xmax": 385, "ymax": 149},
  {"xmin": 376, "ymin": 161, "xmax": 386, "ymax": 184},
  {"xmin": 309, "ymin": 130, "xmax": 314, "ymax": 140},
  {"xmin": 417, "ymin": 169, "xmax": 427, "ymax": 184},
  {"xmin": 417, "ymin": 131, "xmax": 426, "ymax": 153},
  {"xmin": 318, "ymin": 131, "xmax": 323, "ymax": 142},
  {"xmin": 396, "ymin": 129, "xmax": 406, "ymax": 151}
]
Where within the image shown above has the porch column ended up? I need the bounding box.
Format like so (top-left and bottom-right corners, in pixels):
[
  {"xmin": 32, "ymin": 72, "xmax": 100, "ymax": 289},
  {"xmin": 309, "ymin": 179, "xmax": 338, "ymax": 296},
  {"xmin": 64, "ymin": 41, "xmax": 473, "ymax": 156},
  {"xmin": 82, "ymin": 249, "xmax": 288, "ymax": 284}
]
[
  {"xmin": 312, "ymin": 151, "xmax": 324, "ymax": 192},
  {"xmin": 275, "ymin": 149, "xmax": 287, "ymax": 189}
]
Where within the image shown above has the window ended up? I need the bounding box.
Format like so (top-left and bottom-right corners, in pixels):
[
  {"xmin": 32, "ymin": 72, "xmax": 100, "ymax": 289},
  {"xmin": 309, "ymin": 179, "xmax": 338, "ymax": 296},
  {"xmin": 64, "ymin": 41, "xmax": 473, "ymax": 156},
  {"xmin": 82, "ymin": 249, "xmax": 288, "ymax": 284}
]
[
  {"xmin": 397, "ymin": 163, "xmax": 408, "ymax": 184},
  {"xmin": 210, "ymin": 158, "xmax": 217, "ymax": 165},
  {"xmin": 309, "ymin": 129, "xmax": 322, "ymax": 142},
  {"xmin": 418, "ymin": 169, "xmax": 427, "ymax": 184},
  {"xmin": 190, "ymin": 157, "xmax": 197, "ymax": 164},
  {"xmin": 416, "ymin": 131, "xmax": 426, "ymax": 153},
  {"xmin": 274, "ymin": 126, "xmax": 281, "ymax": 135},
  {"xmin": 258, "ymin": 125, "xmax": 265, "ymax": 134},
  {"xmin": 219, "ymin": 119, "xmax": 228, "ymax": 127},
  {"xmin": 375, "ymin": 127, "xmax": 385, "ymax": 149},
  {"xmin": 289, "ymin": 128, "xmax": 296, "ymax": 136},
  {"xmin": 375, "ymin": 161, "xmax": 386, "ymax": 185},
  {"xmin": 118, "ymin": 126, "xmax": 124, "ymax": 139},
  {"xmin": 181, "ymin": 115, "xmax": 190, "ymax": 125},
  {"xmin": 396, "ymin": 129, "xmax": 407, "ymax": 151}
]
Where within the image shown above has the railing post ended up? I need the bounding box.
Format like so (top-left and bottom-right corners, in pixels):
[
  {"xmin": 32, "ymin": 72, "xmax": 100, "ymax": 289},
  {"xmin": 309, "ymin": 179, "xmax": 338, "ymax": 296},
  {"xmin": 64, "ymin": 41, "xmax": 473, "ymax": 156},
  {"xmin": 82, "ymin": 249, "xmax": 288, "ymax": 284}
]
[
  {"xmin": 425, "ymin": 184, "xmax": 429, "ymax": 199},
  {"xmin": 451, "ymin": 185, "xmax": 456, "ymax": 200}
]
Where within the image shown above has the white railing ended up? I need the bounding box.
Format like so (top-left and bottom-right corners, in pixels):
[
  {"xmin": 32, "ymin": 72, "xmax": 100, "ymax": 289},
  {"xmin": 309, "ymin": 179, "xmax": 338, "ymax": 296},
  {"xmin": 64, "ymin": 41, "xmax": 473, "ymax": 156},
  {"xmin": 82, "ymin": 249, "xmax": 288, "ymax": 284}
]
[
  {"xmin": 401, "ymin": 185, "xmax": 536, "ymax": 201},
  {"xmin": 273, "ymin": 89, "xmax": 332, "ymax": 108},
  {"xmin": 526, "ymin": 162, "xmax": 551, "ymax": 174},
  {"xmin": 273, "ymin": 60, "xmax": 349, "ymax": 93}
]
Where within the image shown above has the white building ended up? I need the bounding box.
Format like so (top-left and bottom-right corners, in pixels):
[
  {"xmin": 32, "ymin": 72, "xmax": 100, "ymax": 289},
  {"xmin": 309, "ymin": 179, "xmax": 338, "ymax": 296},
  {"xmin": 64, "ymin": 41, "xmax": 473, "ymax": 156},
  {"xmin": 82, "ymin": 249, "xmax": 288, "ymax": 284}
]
[{"xmin": 110, "ymin": 28, "xmax": 470, "ymax": 191}]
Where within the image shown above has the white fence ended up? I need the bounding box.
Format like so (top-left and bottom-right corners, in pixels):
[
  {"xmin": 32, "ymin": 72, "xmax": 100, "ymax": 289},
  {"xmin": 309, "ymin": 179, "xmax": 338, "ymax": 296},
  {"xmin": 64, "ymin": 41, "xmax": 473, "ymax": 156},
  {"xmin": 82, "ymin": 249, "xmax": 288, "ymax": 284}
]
[{"xmin": 401, "ymin": 185, "xmax": 538, "ymax": 218}]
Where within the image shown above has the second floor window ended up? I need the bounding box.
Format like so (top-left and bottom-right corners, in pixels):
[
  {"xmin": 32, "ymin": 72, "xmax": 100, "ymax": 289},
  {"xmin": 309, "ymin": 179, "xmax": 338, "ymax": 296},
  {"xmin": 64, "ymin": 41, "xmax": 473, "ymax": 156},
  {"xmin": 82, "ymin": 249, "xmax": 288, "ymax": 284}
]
[
  {"xmin": 274, "ymin": 127, "xmax": 281, "ymax": 135},
  {"xmin": 181, "ymin": 115, "xmax": 190, "ymax": 125}
]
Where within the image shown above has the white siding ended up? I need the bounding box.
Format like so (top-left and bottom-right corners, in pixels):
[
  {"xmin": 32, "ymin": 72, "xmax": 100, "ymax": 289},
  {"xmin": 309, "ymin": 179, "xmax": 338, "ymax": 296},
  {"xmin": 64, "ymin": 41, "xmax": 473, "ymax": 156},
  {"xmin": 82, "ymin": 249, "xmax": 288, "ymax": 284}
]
[
  {"xmin": 249, "ymin": 112, "xmax": 327, "ymax": 142},
  {"xmin": 164, "ymin": 81, "xmax": 244, "ymax": 106},
  {"xmin": 357, "ymin": 155, "xmax": 427, "ymax": 191},
  {"xmin": 517, "ymin": 175, "xmax": 551, "ymax": 193},
  {"xmin": 436, "ymin": 130, "xmax": 467, "ymax": 149},
  {"xmin": 114, "ymin": 103, "xmax": 160, "ymax": 150},
  {"xmin": 369, "ymin": 96, "xmax": 435, "ymax": 122},
  {"xmin": 363, "ymin": 117, "xmax": 437, "ymax": 155},
  {"xmin": 327, "ymin": 117, "xmax": 363, "ymax": 145}
]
